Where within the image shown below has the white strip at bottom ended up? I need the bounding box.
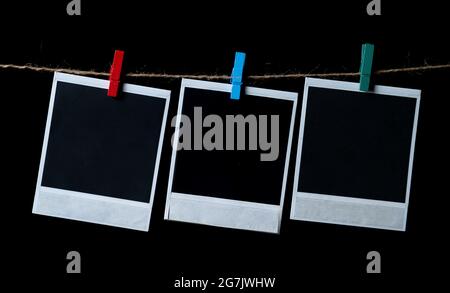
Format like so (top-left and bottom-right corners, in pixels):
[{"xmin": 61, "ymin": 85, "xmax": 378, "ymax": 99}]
[
  {"xmin": 33, "ymin": 187, "xmax": 151, "ymax": 231},
  {"xmin": 291, "ymin": 192, "xmax": 407, "ymax": 231},
  {"xmin": 167, "ymin": 192, "xmax": 282, "ymax": 234}
]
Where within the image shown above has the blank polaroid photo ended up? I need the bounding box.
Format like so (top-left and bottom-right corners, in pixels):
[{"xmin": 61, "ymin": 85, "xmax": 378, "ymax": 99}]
[
  {"xmin": 164, "ymin": 79, "xmax": 297, "ymax": 233},
  {"xmin": 33, "ymin": 72, "xmax": 170, "ymax": 231},
  {"xmin": 291, "ymin": 77, "xmax": 420, "ymax": 231}
]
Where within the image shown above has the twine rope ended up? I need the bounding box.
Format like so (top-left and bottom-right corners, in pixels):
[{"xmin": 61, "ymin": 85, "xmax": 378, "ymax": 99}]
[{"xmin": 1, "ymin": 63, "xmax": 449, "ymax": 80}]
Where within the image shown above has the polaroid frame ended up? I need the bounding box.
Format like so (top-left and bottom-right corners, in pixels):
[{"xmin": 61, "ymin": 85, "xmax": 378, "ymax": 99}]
[
  {"xmin": 290, "ymin": 77, "xmax": 421, "ymax": 231},
  {"xmin": 164, "ymin": 78, "xmax": 297, "ymax": 233},
  {"xmin": 32, "ymin": 72, "xmax": 171, "ymax": 231}
]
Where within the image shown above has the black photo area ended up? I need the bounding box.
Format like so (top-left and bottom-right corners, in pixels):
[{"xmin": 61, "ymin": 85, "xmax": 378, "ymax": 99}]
[
  {"xmin": 172, "ymin": 87, "xmax": 293, "ymax": 205},
  {"xmin": 298, "ymin": 87, "xmax": 417, "ymax": 202},
  {"xmin": 42, "ymin": 82, "xmax": 166, "ymax": 203}
]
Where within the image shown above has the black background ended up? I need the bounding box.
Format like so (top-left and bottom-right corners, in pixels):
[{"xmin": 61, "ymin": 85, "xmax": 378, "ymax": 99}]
[{"xmin": 2, "ymin": 0, "xmax": 449, "ymax": 290}]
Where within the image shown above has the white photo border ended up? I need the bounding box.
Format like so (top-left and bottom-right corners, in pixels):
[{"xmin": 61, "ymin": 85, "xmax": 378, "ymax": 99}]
[
  {"xmin": 290, "ymin": 77, "xmax": 421, "ymax": 231},
  {"xmin": 164, "ymin": 78, "xmax": 298, "ymax": 234},
  {"xmin": 32, "ymin": 72, "xmax": 171, "ymax": 231}
]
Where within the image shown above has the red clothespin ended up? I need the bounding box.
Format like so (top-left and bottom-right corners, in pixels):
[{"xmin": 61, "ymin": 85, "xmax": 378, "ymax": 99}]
[{"xmin": 108, "ymin": 50, "xmax": 125, "ymax": 97}]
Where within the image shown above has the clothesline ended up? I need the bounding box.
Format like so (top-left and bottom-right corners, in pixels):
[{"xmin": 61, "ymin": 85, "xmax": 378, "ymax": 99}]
[{"xmin": 0, "ymin": 63, "xmax": 449, "ymax": 80}]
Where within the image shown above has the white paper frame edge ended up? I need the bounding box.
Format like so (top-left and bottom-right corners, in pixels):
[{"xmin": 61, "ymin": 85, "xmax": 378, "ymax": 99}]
[
  {"xmin": 290, "ymin": 77, "xmax": 421, "ymax": 231},
  {"xmin": 164, "ymin": 78, "xmax": 297, "ymax": 234},
  {"xmin": 32, "ymin": 72, "xmax": 171, "ymax": 232}
]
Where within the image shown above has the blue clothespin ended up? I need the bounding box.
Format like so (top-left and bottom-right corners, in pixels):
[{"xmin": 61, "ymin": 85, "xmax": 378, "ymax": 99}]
[
  {"xmin": 230, "ymin": 52, "xmax": 246, "ymax": 100},
  {"xmin": 359, "ymin": 43, "xmax": 374, "ymax": 92}
]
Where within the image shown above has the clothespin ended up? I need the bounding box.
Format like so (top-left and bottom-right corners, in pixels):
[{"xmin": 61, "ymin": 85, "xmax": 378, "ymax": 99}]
[
  {"xmin": 108, "ymin": 50, "xmax": 125, "ymax": 98},
  {"xmin": 359, "ymin": 43, "xmax": 374, "ymax": 92},
  {"xmin": 230, "ymin": 52, "xmax": 246, "ymax": 100}
]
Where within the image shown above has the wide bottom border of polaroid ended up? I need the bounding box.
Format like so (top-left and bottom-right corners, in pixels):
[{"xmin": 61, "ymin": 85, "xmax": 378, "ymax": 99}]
[
  {"xmin": 33, "ymin": 186, "xmax": 152, "ymax": 231},
  {"xmin": 290, "ymin": 192, "xmax": 408, "ymax": 231},
  {"xmin": 165, "ymin": 192, "xmax": 282, "ymax": 234}
]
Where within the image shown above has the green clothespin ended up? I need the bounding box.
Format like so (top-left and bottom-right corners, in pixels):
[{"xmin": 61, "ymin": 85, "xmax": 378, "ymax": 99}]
[{"xmin": 359, "ymin": 43, "xmax": 374, "ymax": 92}]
